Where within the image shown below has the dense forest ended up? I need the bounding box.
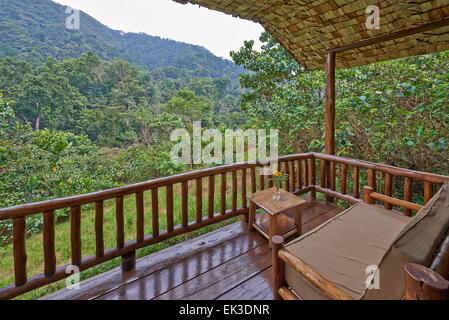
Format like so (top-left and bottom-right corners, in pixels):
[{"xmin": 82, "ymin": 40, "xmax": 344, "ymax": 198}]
[{"xmin": 0, "ymin": 51, "xmax": 244, "ymax": 213}]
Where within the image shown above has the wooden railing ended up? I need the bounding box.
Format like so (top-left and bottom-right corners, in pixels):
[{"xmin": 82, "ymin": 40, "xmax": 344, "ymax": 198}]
[
  {"xmin": 1, "ymin": 152, "xmax": 448, "ymax": 299},
  {"xmin": 312, "ymin": 153, "xmax": 449, "ymax": 215}
]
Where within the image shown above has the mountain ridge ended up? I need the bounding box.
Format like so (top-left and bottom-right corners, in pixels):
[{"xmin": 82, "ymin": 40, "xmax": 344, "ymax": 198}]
[{"xmin": 0, "ymin": 0, "xmax": 243, "ymax": 80}]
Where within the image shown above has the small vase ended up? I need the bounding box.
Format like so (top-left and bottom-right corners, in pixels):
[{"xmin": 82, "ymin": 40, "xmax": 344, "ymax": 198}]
[{"xmin": 273, "ymin": 186, "xmax": 281, "ymax": 201}]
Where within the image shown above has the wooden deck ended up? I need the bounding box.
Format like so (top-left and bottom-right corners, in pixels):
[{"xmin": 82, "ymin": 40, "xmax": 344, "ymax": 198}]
[{"xmin": 42, "ymin": 199, "xmax": 343, "ymax": 300}]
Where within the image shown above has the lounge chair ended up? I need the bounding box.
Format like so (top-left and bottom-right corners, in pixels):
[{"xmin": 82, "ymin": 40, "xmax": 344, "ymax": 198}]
[{"xmin": 272, "ymin": 182, "xmax": 449, "ymax": 300}]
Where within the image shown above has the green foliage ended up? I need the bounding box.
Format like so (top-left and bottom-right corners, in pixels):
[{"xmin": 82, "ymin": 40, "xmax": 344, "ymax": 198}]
[
  {"xmin": 0, "ymin": 51, "xmax": 243, "ymax": 147},
  {"xmin": 231, "ymin": 32, "xmax": 324, "ymax": 154},
  {"xmin": 165, "ymin": 89, "xmax": 212, "ymax": 125},
  {"xmin": 0, "ymin": 45, "xmax": 243, "ymax": 242},
  {"xmin": 0, "ymin": 93, "xmax": 187, "ymax": 243},
  {"xmin": 232, "ymin": 32, "xmax": 449, "ymax": 176}
]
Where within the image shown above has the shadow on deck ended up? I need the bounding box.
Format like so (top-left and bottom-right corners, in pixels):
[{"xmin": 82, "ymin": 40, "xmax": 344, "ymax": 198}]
[{"xmin": 42, "ymin": 199, "xmax": 343, "ymax": 300}]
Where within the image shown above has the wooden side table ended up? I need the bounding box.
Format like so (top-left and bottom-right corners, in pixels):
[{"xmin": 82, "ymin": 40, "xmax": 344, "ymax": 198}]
[{"xmin": 247, "ymin": 188, "xmax": 307, "ymax": 247}]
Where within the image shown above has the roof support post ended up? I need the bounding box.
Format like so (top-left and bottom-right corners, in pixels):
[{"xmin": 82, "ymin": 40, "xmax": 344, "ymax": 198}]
[
  {"xmin": 324, "ymin": 52, "xmax": 336, "ymax": 202},
  {"xmin": 325, "ymin": 51, "xmax": 335, "ymax": 155}
]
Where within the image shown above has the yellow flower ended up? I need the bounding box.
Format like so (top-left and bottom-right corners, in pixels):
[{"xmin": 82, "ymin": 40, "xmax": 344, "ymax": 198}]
[
  {"xmin": 52, "ymin": 167, "xmax": 57, "ymax": 172},
  {"xmin": 274, "ymin": 171, "xmax": 281, "ymax": 177}
]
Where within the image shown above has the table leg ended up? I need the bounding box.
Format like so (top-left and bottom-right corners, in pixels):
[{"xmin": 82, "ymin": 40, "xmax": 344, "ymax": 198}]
[
  {"xmin": 295, "ymin": 206, "xmax": 303, "ymax": 236},
  {"xmin": 269, "ymin": 214, "xmax": 278, "ymax": 248},
  {"xmin": 248, "ymin": 201, "xmax": 255, "ymax": 232}
]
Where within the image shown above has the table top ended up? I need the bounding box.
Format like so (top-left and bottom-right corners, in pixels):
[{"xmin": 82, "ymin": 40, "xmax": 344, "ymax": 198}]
[{"xmin": 247, "ymin": 188, "xmax": 307, "ymax": 215}]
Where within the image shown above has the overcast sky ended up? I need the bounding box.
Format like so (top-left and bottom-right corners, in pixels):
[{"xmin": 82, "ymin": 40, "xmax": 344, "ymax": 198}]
[{"xmin": 52, "ymin": 0, "xmax": 264, "ymax": 60}]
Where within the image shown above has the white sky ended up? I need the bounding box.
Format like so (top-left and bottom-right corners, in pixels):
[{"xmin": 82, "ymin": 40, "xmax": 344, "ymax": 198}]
[{"xmin": 52, "ymin": 0, "xmax": 264, "ymax": 60}]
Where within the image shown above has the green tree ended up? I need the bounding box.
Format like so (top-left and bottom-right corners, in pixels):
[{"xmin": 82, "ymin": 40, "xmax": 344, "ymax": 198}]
[{"xmin": 164, "ymin": 89, "xmax": 212, "ymax": 125}]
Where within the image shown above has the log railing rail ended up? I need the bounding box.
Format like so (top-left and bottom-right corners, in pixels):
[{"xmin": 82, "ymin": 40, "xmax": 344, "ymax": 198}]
[{"xmin": 1, "ymin": 152, "xmax": 448, "ymax": 299}]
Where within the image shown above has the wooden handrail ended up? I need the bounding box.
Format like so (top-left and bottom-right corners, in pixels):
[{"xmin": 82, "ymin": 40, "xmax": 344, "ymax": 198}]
[
  {"xmin": 312, "ymin": 153, "xmax": 449, "ymax": 184},
  {"xmin": 1, "ymin": 152, "xmax": 448, "ymax": 300},
  {"xmin": 370, "ymin": 192, "xmax": 423, "ymax": 212},
  {"xmin": 0, "ymin": 207, "xmax": 249, "ymax": 300},
  {"xmin": 0, "ymin": 153, "xmax": 313, "ymax": 220}
]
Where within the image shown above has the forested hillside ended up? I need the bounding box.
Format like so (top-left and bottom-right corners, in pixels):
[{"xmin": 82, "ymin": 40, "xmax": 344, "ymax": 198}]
[{"xmin": 0, "ymin": 0, "xmax": 243, "ymax": 80}]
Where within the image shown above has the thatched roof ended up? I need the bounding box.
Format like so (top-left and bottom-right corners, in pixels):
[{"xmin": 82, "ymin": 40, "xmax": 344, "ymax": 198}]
[{"xmin": 173, "ymin": 0, "xmax": 449, "ymax": 70}]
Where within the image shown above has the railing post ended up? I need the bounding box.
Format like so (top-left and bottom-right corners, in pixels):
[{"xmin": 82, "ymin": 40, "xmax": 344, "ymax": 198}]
[
  {"xmin": 166, "ymin": 185, "xmax": 174, "ymax": 232},
  {"xmin": 320, "ymin": 160, "xmax": 326, "ymax": 189},
  {"xmin": 241, "ymin": 169, "xmax": 248, "ymax": 222},
  {"xmin": 43, "ymin": 210, "xmax": 56, "ymax": 277},
  {"xmin": 272, "ymin": 235, "xmax": 285, "ymax": 300},
  {"xmin": 13, "ymin": 217, "xmax": 27, "ymax": 287},
  {"xmin": 116, "ymin": 196, "xmax": 124, "ymax": 249},
  {"xmin": 135, "ymin": 193, "xmax": 144, "ymax": 242},
  {"xmin": 151, "ymin": 188, "xmax": 160, "ymax": 237},
  {"xmin": 353, "ymin": 166, "xmax": 359, "ymax": 199},
  {"xmin": 70, "ymin": 206, "xmax": 82, "ymax": 266},
  {"xmin": 405, "ymin": 263, "xmax": 449, "ymax": 300},
  {"xmin": 290, "ymin": 161, "xmax": 296, "ymax": 191},
  {"xmin": 404, "ymin": 177, "xmax": 413, "ymax": 216},
  {"xmin": 296, "ymin": 159, "xmax": 302, "ymax": 190},
  {"xmin": 309, "ymin": 157, "xmax": 316, "ymax": 200},
  {"xmin": 368, "ymin": 169, "xmax": 376, "ymax": 191},
  {"xmin": 424, "ymin": 181, "xmax": 434, "ymax": 205},
  {"xmin": 340, "ymin": 164, "xmax": 347, "ymax": 195},
  {"xmin": 182, "ymin": 181, "xmax": 189, "ymax": 225},
  {"xmin": 384, "ymin": 173, "xmax": 393, "ymax": 210},
  {"xmin": 208, "ymin": 176, "xmax": 215, "ymax": 219},
  {"xmin": 121, "ymin": 251, "xmax": 136, "ymax": 273},
  {"xmin": 220, "ymin": 173, "xmax": 226, "ymax": 215},
  {"xmin": 363, "ymin": 186, "xmax": 374, "ymax": 204},
  {"xmin": 284, "ymin": 162, "xmax": 290, "ymax": 192},
  {"xmin": 196, "ymin": 178, "xmax": 203, "ymax": 223}
]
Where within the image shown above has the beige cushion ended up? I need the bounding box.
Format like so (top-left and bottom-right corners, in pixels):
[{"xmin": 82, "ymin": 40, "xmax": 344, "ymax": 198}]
[
  {"xmin": 285, "ymin": 182, "xmax": 449, "ymax": 300},
  {"xmin": 285, "ymin": 202, "xmax": 411, "ymax": 299},
  {"xmin": 366, "ymin": 181, "xmax": 449, "ymax": 299}
]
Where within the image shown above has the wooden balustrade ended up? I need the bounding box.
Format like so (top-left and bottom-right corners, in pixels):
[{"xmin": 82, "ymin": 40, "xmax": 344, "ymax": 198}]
[
  {"xmin": 116, "ymin": 196, "xmax": 124, "ymax": 249},
  {"xmin": 43, "ymin": 211, "xmax": 56, "ymax": 277},
  {"xmin": 384, "ymin": 173, "xmax": 393, "ymax": 210},
  {"xmin": 166, "ymin": 185, "xmax": 174, "ymax": 233},
  {"xmin": 1, "ymin": 152, "xmax": 448, "ymax": 299}
]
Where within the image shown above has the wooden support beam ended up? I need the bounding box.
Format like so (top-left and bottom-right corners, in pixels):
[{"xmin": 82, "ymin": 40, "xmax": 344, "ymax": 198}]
[
  {"xmin": 325, "ymin": 51, "xmax": 336, "ymax": 156},
  {"xmin": 328, "ymin": 18, "xmax": 449, "ymax": 54}
]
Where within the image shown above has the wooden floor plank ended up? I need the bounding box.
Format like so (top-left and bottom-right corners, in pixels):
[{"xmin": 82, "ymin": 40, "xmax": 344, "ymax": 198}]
[
  {"xmin": 154, "ymin": 245, "xmax": 272, "ymax": 300},
  {"xmin": 42, "ymin": 221, "xmax": 251, "ymax": 300},
  {"xmin": 96, "ymin": 232, "xmax": 266, "ymax": 300},
  {"xmin": 301, "ymin": 200, "xmax": 341, "ymax": 224},
  {"xmin": 43, "ymin": 200, "xmax": 344, "ymax": 301},
  {"xmin": 217, "ymin": 267, "xmax": 273, "ymax": 300},
  {"xmin": 302, "ymin": 207, "xmax": 343, "ymax": 234}
]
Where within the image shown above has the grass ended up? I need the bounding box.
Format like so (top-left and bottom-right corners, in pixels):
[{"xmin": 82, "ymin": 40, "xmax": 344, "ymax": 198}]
[{"xmin": 0, "ymin": 171, "xmax": 253, "ymax": 300}]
